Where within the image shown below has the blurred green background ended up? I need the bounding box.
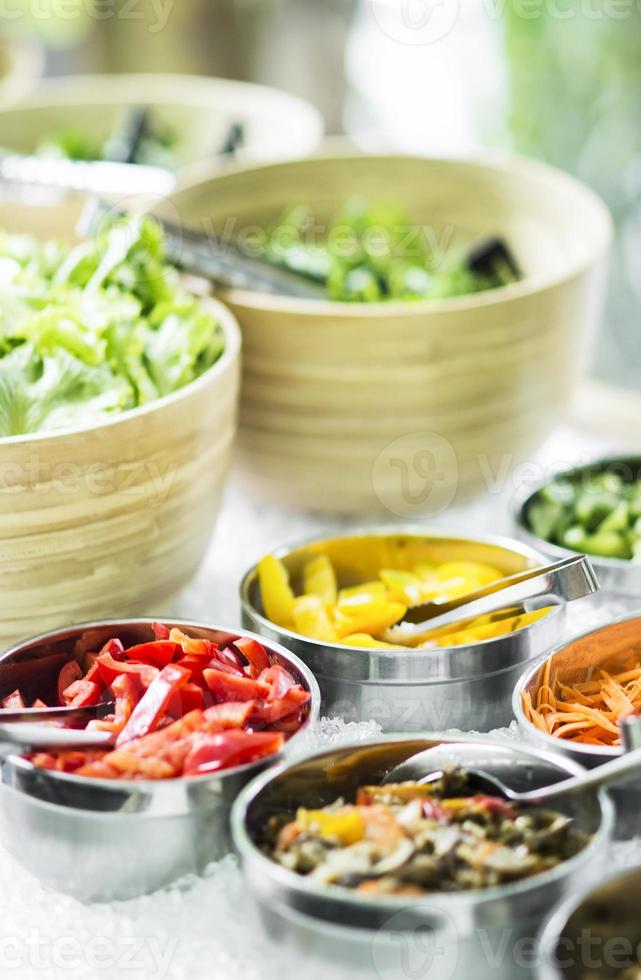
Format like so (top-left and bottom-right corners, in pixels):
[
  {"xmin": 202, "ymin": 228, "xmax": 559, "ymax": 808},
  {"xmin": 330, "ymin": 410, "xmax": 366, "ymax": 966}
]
[{"xmin": 3, "ymin": 0, "xmax": 640, "ymax": 392}]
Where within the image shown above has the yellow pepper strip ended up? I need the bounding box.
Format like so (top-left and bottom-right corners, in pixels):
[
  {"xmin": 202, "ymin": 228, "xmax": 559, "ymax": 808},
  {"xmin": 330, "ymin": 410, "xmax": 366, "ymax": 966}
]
[
  {"xmin": 341, "ymin": 633, "xmax": 407, "ymax": 650},
  {"xmin": 378, "ymin": 569, "xmax": 424, "ymax": 605},
  {"xmin": 258, "ymin": 555, "xmax": 295, "ymax": 628},
  {"xmin": 333, "ymin": 601, "xmax": 406, "ymax": 639},
  {"xmin": 303, "ymin": 554, "xmax": 338, "ymax": 607},
  {"xmin": 296, "ymin": 806, "xmax": 365, "ymax": 845},
  {"xmin": 435, "ymin": 561, "xmax": 503, "ymax": 587},
  {"xmin": 337, "ymin": 581, "xmax": 387, "ymax": 609},
  {"xmin": 427, "ymin": 606, "xmax": 552, "ymax": 648},
  {"xmin": 293, "ymin": 594, "xmax": 338, "ymax": 642}
]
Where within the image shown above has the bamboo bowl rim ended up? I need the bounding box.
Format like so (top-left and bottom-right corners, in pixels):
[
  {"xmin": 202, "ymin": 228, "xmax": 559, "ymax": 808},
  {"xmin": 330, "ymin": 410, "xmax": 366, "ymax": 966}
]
[
  {"xmin": 0, "ymin": 295, "xmax": 241, "ymax": 448},
  {"xmin": 170, "ymin": 149, "xmax": 613, "ymax": 316}
]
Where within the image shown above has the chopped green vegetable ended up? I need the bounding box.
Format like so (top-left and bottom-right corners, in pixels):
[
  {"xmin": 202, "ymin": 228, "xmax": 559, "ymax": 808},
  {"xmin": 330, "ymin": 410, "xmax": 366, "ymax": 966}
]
[
  {"xmin": 0, "ymin": 215, "xmax": 224, "ymax": 437},
  {"xmin": 35, "ymin": 118, "xmax": 179, "ymax": 171},
  {"xmin": 256, "ymin": 199, "xmax": 520, "ymax": 303},
  {"xmin": 526, "ymin": 467, "xmax": 641, "ymax": 562}
]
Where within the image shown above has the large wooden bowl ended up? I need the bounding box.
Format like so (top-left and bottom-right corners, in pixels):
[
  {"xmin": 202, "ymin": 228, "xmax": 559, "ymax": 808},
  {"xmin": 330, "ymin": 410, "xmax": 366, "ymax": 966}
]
[
  {"xmin": 0, "ymin": 202, "xmax": 241, "ymax": 648},
  {"xmin": 165, "ymin": 153, "xmax": 611, "ymax": 516},
  {"xmin": 0, "ymin": 73, "xmax": 323, "ymax": 174}
]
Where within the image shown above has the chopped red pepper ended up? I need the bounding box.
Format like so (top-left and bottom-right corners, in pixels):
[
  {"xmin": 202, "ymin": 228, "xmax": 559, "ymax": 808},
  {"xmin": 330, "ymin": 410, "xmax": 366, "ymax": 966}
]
[
  {"xmin": 203, "ymin": 668, "xmax": 269, "ymax": 703},
  {"xmin": 152, "ymin": 621, "xmax": 171, "ymax": 640},
  {"xmin": 31, "ymin": 698, "xmax": 48, "ymax": 709},
  {"xmin": 233, "ymin": 637, "xmax": 271, "ymax": 677},
  {"xmin": 203, "ymin": 701, "xmax": 255, "ymax": 730},
  {"xmin": 123, "ymin": 641, "xmax": 180, "ymax": 669},
  {"xmin": 1, "ymin": 689, "xmax": 25, "ymax": 709},
  {"xmin": 97, "ymin": 654, "xmax": 158, "ymax": 690},
  {"xmin": 167, "ymin": 681, "xmax": 204, "ymax": 717},
  {"xmin": 62, "ymin": 679, "xmax": 102, "ymax": 708},
  {"xmin": 57, "ymin": 662, "xmax": 82, "ymax": 704},
  {"xmin": 116, "ymin": 663, "xmax": 191, "ymax": 746},
  {"xmin": 182, "ymin": 730, "xmax": 284, "ymax": 775},
  {"xmin": 258, "ymin": 665, "xmax": 298, "ymax": 700}
]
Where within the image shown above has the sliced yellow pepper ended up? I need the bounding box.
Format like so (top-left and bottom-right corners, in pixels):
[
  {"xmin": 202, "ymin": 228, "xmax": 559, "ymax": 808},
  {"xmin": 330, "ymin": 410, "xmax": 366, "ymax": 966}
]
[
  {"xmin": 341, "ymin": 633, "xmax": 406, "ymax": 650},
  {"xmin": 303, "ymin": 554, "xmax": 337, "ymax": 607},
  {"xmin": 258, "ymin": 555, "xmax": 295, "ymax": 628},
  {"xmin": 334, "ymin": 601, "xmax": 406, "ymax": 639},
  {"xmin": 293, "ymin": 594, "xmax": 337, "ymax": 642},
  {"xmin": 435, "ymin": 561, "xmax": 503, "ymax": 587},
  {"xmin": 296, "ymin": 806, "xmax": 365, "ymax": 844},
  {"xmin": 378, "ymin": 569, "xmax": 424, "ymax": 605}
]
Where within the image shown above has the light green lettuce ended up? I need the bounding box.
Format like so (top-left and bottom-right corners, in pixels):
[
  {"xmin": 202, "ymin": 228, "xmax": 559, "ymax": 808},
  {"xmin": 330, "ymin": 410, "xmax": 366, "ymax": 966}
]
[{"xmin": 0, "ymin": 216, "xmax": 224, "ymax": 437}]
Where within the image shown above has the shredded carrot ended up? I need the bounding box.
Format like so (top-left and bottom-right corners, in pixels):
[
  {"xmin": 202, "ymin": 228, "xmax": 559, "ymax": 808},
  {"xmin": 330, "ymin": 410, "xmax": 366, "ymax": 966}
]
[{"xmin": 521, "ymin": 655, "xmax": 641, "ymax": 746}]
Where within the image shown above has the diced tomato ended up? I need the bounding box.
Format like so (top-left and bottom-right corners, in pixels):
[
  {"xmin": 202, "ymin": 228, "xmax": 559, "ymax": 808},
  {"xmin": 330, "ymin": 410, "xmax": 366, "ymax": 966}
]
[
  {"xmin": 97, "ymin": 654, "xmax": 159, "ymax": 690},
  {"xmin": 152, "ymin": 622, "xmax": 171, "ymax": 640},
  {"xmin": 203, "ymin": 668, "xmax": 269, "ymax": 703},
  {"xmin": 1, "ymin": 689, "xmax": 25, "ymax": 710},
  {"xmin": 182, "ymin": 730, "xmax": 284, "ymax": 775},
  {"xmin": 233, "ymin": 637, "xmax": 271, "ymax": 677},
  {"xmin": 473, "ymin": 795, "xmax": 516, "ymax": 819},
  {"xmin": 167, "ymin": 682, "xmax": 204, "ymax": 717},
  {"xmin": 123, "ymin": 641, "xmax": 180, "ymax": 669},
  {"xmin": 116, "ymin": 664, "xmax": 191, "ymax": 746},
  {"xmin": 62, "ymin": 679, "xmax": 102, "ymax": 708},
  {"xmin": 57, "ymin": 662, "xmax": 82, "ymax": 704},
  {"xmin": 258, "ymin": 665, "xmax": 297, "ymax": 700},
  {"xmin": 203, "ymin": 701, "xmax": 254, "ymax": 730}
]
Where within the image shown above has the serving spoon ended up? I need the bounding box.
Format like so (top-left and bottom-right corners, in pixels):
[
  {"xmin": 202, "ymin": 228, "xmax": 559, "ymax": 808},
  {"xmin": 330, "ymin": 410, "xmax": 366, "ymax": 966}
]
[
  {"xmin": 383, "ymin": 725, "xmax": 641, "ymax": 807},
  {"xmin": 381, "ymin": 554, "xmax": 598, "ymax": 645}
]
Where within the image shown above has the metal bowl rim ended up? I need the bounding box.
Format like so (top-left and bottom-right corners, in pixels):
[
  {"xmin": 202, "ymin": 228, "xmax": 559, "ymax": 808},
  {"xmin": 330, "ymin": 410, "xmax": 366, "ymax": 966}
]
[
  {"xmin": 240, "ymin": 525, "xmax": 559, "ymax": 660},
  {"xmin": 0, "ymin": 617, "xmax": 321, "ymax": 795},
  {"xmin": 231, "ymin": 732, "xmax": 615, "ymax": 917},
  {"xmin": 512, "ymin": 607, "xmax": 641, "ymax": 760},
  {"xmin": 536, "ymin": 861, "xmax": 641, "ymax": 979}
]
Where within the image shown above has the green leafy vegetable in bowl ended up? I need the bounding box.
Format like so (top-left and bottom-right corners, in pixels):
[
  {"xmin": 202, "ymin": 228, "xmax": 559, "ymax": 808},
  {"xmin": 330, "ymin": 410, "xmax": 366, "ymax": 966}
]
[
  {"xmin": 36, "ymin": 118, "xmax": 178, "ymax": 171},
  {"xmin": 526, "ymin": 468, "xmax": 641, "ymax": 561},
  {"xmin": 0, "ymin": 215, "xmax": 225, "ymax": 437},
  {"xmin": 255, "ymin": 199, "xmax": 520, "ymax": 303}
]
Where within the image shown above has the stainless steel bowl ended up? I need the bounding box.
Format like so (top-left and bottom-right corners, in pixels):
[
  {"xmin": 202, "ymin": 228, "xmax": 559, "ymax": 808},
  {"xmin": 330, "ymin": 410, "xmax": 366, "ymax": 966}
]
[
  {"xmin": 0, "ymin": 619, "xmax": 320, "ymax": 902},
  {"xmin": 537, "ymin": 865, "xmax": 641, "ymax": 979},
  {"xmin": 514, "ymin": 611, "xmax": 641, "ymax": 837},
  {"xmin": 513, "ymin": 455, "xmax": 641, "ymax": 601},
  {"xmin": 231, "ymin": 734, "xmax": 614, "ymax": 980},
  {"xmin": 241, "ymin": 528, "xmax": 565, "ymax": 733}
]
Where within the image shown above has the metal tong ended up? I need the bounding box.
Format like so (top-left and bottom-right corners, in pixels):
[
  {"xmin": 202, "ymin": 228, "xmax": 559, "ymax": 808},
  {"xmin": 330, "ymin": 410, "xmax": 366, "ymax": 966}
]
[{"xmin": 381, "ymin": 554, "xmax": 599, "ymax": 645}]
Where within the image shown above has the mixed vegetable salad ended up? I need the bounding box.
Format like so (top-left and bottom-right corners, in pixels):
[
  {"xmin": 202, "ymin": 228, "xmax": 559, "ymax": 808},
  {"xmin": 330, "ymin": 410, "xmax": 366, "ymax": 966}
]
[
  {"xmin": 0, "ymin": 215, "xmax": 225, "ymax": 437},
  {"xmin": 1, "ymin": 624, "xmax": 311, "ymax": 779},
  {"xmin": 256, "ymin": 200, "xmax": 520, "ymax": 302},
  {"xmin": 258, "ymin": 552, "xmax": 549, "ymax": 648},
  {"xmin": 526, "ymin": 468, "xmax": 641, "ymax": 561},
  {"xmin": 267, "ymin": 768, "xmax": 588, "ymax": 894}
]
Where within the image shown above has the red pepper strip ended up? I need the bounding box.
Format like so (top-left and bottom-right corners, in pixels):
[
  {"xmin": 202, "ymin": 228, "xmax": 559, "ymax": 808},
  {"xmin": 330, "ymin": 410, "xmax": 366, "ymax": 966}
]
[
  {"xmin": 85, "ymin": 638, "xmax": 125, "ymax": 683},
  {"xmin": 97, "ymin": 654, "xmax": 158, "ymax": 690},
  {"xmin": 203, "ymin": 701, "xmax": 255, "ymax": 730},
  {"xmin": 203, "ymin": 668, "xmax": 269, "ymax": 703},
  {"xmin": 258, "ymin": 665, "xmax": 298, "ymax": 700},
  {"xmin": 57, "ymin": 662, "xmax": 82, "ymax": 704},
  {"xmin": 88, "ymin": 673, "xmax": 138, "ymax": 733},
  {"xmin": 249, "ymin": 688, "xmax": 310, "ymax": 726},
  {"xmin": 1, "ymin": 689, "xmax": 25, "ymax": 709},
  {"xmin": 167, "ymin": 681, "xmax": 204, "ymax": 718},
  {"xmin": 233, "ymin": 637, "xmax": 271, "ymax": 677},
  {"xmin": 123, "ymin": 641, "xmax": 180, "ymax": 669},
  {"xmin": 152, "ymin": 621, "xmax": 171, "ymax": 640},
  {"xmin": 168, "ymin": 628, "xmax": 212, "ymax": 658},
  {"xmin": 214, "ymin": 644, "xmax": 247, "ymax": 674},
  {"xmin": 182, "ymin": 730, "xmax": 285, "ymax": 775},
  {"xmin": 62, "ymin": 679, "xmax": 102, "ymax": 708},
  {"xmin": 116, "ymin": 663, "xmax": 191, "ymax": 747}
]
